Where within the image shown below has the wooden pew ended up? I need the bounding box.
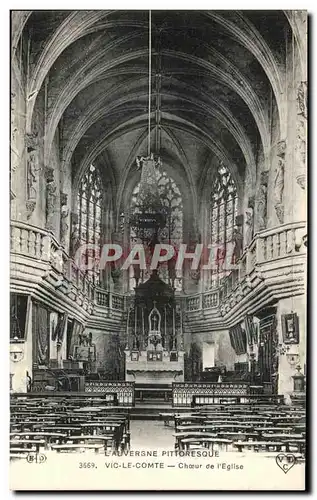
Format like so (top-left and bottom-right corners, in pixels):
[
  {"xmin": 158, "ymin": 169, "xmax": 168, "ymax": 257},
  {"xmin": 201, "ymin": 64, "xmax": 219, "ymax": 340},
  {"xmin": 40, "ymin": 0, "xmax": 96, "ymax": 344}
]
[
  {"xmin": 174, "ymin": 431, "xmax": 218, "ymax": 450},
  {"xmin": 180, "ymin": 437, "xmax": 232, "ymax": 451},
  {"xmin": 50, "ymin": 443, "xmax": 105, "ymax": 454},
  {"xmin": 10, "ymin": 431, "xmax": 67, "ymax": 448},
  {"xmin": 233, "ymin": 440, "xmax": 284, "ymax": 452},
  {"xmin": 10, "ymin": 439, "xmax": 46, "ymax": 453}
]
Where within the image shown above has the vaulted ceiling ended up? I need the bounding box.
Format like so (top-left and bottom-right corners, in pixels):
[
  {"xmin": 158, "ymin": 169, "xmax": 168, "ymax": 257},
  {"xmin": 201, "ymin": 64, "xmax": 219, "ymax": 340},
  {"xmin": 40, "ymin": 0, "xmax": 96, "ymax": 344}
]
[{"xmin": 14, "ymin": 10, "xmax": 293, "ymax": 195}]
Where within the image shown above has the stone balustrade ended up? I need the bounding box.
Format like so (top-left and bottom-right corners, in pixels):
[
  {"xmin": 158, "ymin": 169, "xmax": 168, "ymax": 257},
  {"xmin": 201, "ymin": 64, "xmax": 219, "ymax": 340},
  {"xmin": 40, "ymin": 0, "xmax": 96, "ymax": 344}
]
[
  {"xmin": 172, "ymin": 382, "xmax": 250, "ymax": 407},
  {"xmin": 84, "ymin": 380, "xmax": 135, "ymax": 405},
  {"xmin": 11, "ymin": 220, "xmax": 306, "ymax": 322},
  {"xmin": 184, "ymin": 221, "xmax": 306, "ymax": 316},
  {"xmin": 10, "ymin": 220, "xmax": 124, "ymax": 314}
]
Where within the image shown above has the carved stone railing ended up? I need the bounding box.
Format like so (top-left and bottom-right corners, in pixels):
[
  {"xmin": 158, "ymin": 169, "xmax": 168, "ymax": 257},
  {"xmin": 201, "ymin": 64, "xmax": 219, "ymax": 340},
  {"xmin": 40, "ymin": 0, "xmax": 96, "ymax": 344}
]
[
  {"xmin": 10, "ymin": 221, "xmax": 125, "ymax": 314},
  {"xmin": 184, "ymin": 221, "xmax": 306, "ymax": 315},
  {"xmin": 96, "ymin": 288, "xmax": 110, "ymax": 307},
  {"xmin": 11, "ymin": 220, "xmax": 305, "ymax": 322},
  {"xmin": 185, "ymin": 294, "xmax": 202, "ymax": 312},
  {"xmin": 84, "ymin": 380, "xmax": 135, "ymax": 406},
  {"xmin": 172, "ymin": 382, "xmax": 250, "ymax": 407},
  {"xmin": 11, "ymin": 221, "xmax": 51, "ymax": 261},
  {"xmin": 95, "ymin": 289, "xmax": 125, "ymax": 311}
]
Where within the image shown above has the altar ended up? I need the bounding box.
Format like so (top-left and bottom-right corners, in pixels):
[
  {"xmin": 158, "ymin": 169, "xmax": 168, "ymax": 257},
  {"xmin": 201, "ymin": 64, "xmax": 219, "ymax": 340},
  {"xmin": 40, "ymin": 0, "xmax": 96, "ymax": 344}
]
[
  {"xmin": 124, "ymin": 271, "xmax": 184, "ymax": 386},
  {"xmin": 125, "ymin": 350, "xmax": 184, "ymax": 385}
]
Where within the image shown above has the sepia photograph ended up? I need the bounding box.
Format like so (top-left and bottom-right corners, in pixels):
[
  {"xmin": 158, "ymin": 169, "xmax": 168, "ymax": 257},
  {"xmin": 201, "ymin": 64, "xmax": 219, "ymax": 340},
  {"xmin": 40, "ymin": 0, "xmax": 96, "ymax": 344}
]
[{"xmin": 9, "ymin": 8, "xmax": 307, "ymax": 491}]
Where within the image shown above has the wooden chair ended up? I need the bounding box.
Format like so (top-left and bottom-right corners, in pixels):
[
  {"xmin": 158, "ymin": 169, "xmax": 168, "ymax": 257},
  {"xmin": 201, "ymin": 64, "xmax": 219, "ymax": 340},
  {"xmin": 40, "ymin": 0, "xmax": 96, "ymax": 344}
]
[
  {"xmin": 50, "ymin": 443, "xmax": 105, "ymax": 453},
  {"xmin": 180, "ymin": 437, "xmax": 232, "ymax": 451},
  {"xmin": 233, "ymin": 440, "xmax": 283, "ymax": 452}
]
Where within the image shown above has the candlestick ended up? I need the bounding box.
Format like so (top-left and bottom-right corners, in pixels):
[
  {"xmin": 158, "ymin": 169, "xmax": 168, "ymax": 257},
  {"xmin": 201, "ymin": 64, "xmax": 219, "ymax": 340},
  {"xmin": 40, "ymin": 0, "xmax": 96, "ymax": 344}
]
[
  {"xmin": 142, "ymin": 306, "xmax": 145, "ymax": 350},
  {"xmin": 126, "ymin": 308, "xmax": 131, "ymax": 349},
  {"xmin": 164, "ymin": 306, "xmax": 167, "ymax": 349},
  {"xmin": 172, "ymin": 307, "xmax": 176, "ymax": 350}
]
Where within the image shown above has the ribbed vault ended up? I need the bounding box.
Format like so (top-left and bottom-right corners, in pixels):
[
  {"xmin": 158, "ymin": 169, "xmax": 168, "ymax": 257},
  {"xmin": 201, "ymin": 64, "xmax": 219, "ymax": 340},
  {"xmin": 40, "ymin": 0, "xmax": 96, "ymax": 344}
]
[{"xmin": 13, "ymin": 10, "xmax": 300, "ymax": 209}]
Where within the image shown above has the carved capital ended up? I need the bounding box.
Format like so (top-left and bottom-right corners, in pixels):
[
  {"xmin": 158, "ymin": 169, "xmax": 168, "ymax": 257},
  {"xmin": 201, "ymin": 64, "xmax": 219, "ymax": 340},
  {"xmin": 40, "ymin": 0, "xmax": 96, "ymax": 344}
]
[
  {"xmin": 26, "ymin": 131, "xmax": 38, "ymax": 152},
  {"xmin": 277, "ymin": 140, "xmax": 286, "ymax": 158},
  {"xmin": 248, "ymin": 196, "xmax": 255, "ymax": 209},
  {"xmin": 260, "ymin": 171, "xmax": 269, "ymax": 186},
  {"xmin": 44, "ymin": 167, "xmax": 54, "ymax": 183},
  {"xmin": 60, "ymin": 192, "xmax": 68, "ymax": 206},
  {"xmin": 26, "ymin": 200, "xmax": 36, "ymax": 219},
  {"xmin": 71, "ymin": 212, "xmax": 79, "ymax": 225}
]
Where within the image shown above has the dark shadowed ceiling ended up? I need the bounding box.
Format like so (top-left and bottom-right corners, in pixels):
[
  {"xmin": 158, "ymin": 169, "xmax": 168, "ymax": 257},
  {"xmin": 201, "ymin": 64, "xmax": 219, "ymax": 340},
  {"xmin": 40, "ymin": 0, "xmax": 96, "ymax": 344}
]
[{"xmin": 15, "ymin": 10, "xmax": 292, "ymax": 196}]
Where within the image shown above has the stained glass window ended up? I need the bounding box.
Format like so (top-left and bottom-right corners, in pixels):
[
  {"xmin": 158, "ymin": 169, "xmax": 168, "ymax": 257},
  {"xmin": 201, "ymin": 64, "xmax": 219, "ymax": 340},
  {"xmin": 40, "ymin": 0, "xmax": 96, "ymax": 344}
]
[
  {"xmin": 209, "ymin": 162, "xmax": 237, "ymax": 287},
  {"xmin": 77, "ymin": 164, "xmax": 103, "ymax": 283},
  {"xmin": 129, "ymin": 168, "xmax": 183, "ymax": 290}
]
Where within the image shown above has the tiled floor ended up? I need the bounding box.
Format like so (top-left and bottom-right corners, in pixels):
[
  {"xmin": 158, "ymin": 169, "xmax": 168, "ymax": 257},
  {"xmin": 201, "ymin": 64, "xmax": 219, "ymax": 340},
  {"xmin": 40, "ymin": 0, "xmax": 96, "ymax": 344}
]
[{"xmin": 130, "ymin": 420, "xmax": 175, "ymax": 450}]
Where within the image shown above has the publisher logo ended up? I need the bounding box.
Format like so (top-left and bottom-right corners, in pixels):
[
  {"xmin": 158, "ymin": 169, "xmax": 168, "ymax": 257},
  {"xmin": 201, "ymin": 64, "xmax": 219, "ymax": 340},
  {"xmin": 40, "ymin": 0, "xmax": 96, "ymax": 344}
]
[
  {"xmin": 26, "ymin": 452, "xmax": 47, "ymax": 464},
  {"xmin": 275, "ymin": 453, "xmax": 296, "ymax": 473}
]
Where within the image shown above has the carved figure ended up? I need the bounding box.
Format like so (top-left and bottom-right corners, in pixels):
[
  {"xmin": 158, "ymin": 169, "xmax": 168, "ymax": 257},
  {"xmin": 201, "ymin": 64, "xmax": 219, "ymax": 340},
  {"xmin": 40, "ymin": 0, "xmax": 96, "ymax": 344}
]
[
  {"xmin": 245, "ymin": 209, "xmax": 254, "ymax": 247},
  {"xmin": 295, "ymin": 119, "xmax": 306, "ymax": 168},
  {"xmin": 231, "ymin": 226, "xmax": 243, "ymax": 263},
  {"xmin": 257, "ymin": 184, "xmax": 267, "ymax": 230},
  {"xmin": 46, "ymin": 181, "xmax": 57, "ymax": 230},
  {"xmin": 70, "ymin": 225, "xmax": 80, "ymax": 256},
  {"xmin": 27, "ymin": 150, "xmax": 38, "ymax": 200},
  {"xmin": 60, "ymin": 207, "xmax": 69, "ymax": 247},
  {"xmin": 151, "ymin": 310, "xmax": 159, "ymax": 331},
  {"xmin": 274, "ymin": 158, "xmax": 285, "ymax": 224},
  {"xmin": 274, "ymin": 159, "xmax": 284, "ymax": 205},
  {"xmin": 297, "ymin": 81, "xmax": 307, "ymax": 118},
  {"xmin": 190, "ymin": 269, "xmax": 200, "ymax": 283}
]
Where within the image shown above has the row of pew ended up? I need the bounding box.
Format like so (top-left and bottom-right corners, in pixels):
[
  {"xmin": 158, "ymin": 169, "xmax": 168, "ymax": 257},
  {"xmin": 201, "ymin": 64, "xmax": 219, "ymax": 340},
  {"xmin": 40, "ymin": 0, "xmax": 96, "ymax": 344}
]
[
  {"xmin": 161, "ymin": 403, "xmax": 306, "ymax": 457},
  {"xmin": 10, "ymin": 396, "xmax": 131, "ymax": 459}
]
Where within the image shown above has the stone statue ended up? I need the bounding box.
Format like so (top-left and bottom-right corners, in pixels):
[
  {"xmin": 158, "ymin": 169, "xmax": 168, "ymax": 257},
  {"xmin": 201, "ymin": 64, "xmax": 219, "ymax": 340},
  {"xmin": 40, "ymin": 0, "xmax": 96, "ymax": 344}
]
[
  {"xmin": 151, "ymin": 310, "xmax": 159, "ymax": 331},
  {"xmin": 60, "ymin": 193, "xmax": 69, "ymax": 248},
  {"xmin": 190, "ymin": 269, "xmax": 200, "ymax": 283},
  {"xmin": 245, "ymin": 209, "xmax": 254, "ymax": 247},
  {"xmin": 60, "ymin": 207, "xmax": 69, "ymax": 247},
  {"xmin": 257, "ymin": 183, "xmax": 267, "ymax": 230},
  {"xmin": 274, "ymin": 159, "xmax": 284, "ymax": 205},
  {"xmin": 296, "ymin": 119, "xmax": 306, "ymax": 168},
  {"xmin": 46, "ymin": 181, "xmax": 57, "ymax": 231},
  {"xmin": 231, "ymin": 226, "xmax": 244, "ymax": 263},
  {"xmin": 27, "ymin": 150, "xmax": 38, "ymax": 200},
  {"xmin": 70, "ymin": 224, "xmax": 80, "ymax": 256},
  {"xmin": 70, "ymin": 213, "xmax": 80, "ymax": 256},
  {"xmin": 297, "ymin": 81, "xmax": 307, "ymax": 119},
  {"xmin": 274, "ymin": 158, "xmax": 285, "ymax": 224}
]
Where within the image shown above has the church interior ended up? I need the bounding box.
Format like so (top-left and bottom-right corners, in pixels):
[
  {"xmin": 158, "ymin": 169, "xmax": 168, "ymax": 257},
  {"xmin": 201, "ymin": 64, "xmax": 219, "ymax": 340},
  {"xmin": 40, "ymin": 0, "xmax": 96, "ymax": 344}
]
[{"xmin": 10, "ymin": 10, "xmax": 307, "ymax": 460}]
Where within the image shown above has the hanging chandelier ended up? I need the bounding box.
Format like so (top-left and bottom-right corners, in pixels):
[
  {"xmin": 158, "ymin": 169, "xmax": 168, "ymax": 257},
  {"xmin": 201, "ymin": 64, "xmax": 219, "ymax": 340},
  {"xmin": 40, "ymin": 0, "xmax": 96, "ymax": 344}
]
[{"xmin": 130, "ymin": 11, "xmax": 167, "ymax": 239}]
